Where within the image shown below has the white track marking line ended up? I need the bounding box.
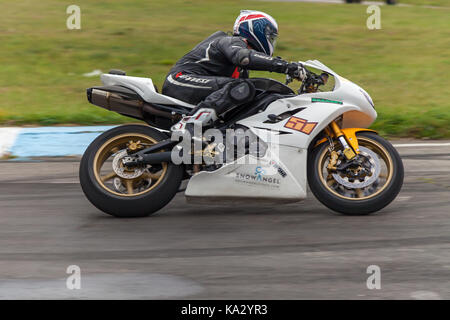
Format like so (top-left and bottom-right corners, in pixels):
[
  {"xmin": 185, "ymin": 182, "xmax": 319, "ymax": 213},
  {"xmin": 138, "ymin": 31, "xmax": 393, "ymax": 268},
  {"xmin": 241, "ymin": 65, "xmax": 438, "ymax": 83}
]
[
  {"xmin": 0, "ymin": 128, "xmax": 22, "ymax": 157},
  {"xmin": 393, "ymin": 143, "xmax": 450, "ymax": 148},
  {"xmin": 410, "ymin": 291, "xmax": 442, "ymax": 300}
]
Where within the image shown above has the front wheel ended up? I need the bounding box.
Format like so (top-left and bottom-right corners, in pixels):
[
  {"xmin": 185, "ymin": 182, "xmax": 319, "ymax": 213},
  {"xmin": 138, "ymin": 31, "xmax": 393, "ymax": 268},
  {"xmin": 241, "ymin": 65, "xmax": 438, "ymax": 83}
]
[
  {"xmin": 308, "ymin": 132, "xmax": 403, "ymax": 215},
  {"xmin": 79, "ymin": 124, "xmax": 183, "ymax": 217}
]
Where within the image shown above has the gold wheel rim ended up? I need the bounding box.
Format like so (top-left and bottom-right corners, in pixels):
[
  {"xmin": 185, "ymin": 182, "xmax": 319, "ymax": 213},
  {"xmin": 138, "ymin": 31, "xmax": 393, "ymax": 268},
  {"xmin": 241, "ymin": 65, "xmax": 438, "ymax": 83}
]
[
  {"xmin": 318, "ymin": 136, "xmax": 394, "ymax": 201},
  {"xmin": 93, "ymin": 133, "xmax": 167, "ymax": 197}
]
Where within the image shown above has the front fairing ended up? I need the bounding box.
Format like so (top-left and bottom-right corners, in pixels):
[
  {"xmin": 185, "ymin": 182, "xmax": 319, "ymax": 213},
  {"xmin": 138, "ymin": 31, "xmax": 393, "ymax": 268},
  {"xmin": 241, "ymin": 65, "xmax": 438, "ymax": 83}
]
[
  {"xmin": 300, "ymin": 60, "xmax": 377, "ymax": 120},
  {"xmin": 237, "ymin": 60, "xmax": 377, "ymax": 150}
]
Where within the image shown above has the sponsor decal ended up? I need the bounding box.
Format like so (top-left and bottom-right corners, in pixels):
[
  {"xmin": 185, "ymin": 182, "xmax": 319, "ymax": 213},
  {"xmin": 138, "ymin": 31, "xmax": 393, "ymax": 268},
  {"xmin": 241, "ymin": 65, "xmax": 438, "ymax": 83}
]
[
  {"xmin": 235, "ymin": 165, "xmax": 281, "ymax": 188},
  {"xmin": 255, "ymin": 166, "xmax": 265, "ymax": 180},
  {"xmin": 311, "ymin": 98, "xmax": 343, "ymax": 105},
  {"xmin": 284, "ymin": 116, "xmax": 317, "ymax": 135},
  {"xmin": 253, "ymin": 53, "xmax": 273, "ymax": 61},
  {"xmin": 269, "ymin": 160, "xmax": 287, "ymax": 178},
  {"xmin": 178, "ymin": 74, "xmax": 211, "ymax": 84}
]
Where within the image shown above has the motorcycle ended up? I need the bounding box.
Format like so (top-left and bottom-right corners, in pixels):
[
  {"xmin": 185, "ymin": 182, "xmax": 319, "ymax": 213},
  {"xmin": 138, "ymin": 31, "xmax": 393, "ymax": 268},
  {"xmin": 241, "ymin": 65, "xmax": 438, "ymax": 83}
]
[{"xmin": 80, "ymin": 60, "xmax": 403, "ymax": 217}]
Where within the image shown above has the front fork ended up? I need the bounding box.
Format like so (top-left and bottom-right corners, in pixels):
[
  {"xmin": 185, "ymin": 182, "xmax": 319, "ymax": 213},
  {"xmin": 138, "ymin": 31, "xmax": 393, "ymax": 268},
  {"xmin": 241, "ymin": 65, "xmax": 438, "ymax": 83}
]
[
  {"xmin": 324, "ymin": 120, "xmax": 378, "ymax": 161},
  {"xmin": 322, "ymin": 121, "xmax": 359, "ymax": 171},
  {"xmin": 327, "ymin": 121, "xmax": 358, "ymax": 160}
]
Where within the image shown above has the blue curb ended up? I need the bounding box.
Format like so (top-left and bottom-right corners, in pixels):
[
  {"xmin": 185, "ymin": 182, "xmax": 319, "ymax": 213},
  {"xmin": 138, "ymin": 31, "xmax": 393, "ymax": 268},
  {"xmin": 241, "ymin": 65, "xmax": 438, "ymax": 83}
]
[{"xmin": 9, "ymin": 126, "xmax": 115, "ymax": 158}]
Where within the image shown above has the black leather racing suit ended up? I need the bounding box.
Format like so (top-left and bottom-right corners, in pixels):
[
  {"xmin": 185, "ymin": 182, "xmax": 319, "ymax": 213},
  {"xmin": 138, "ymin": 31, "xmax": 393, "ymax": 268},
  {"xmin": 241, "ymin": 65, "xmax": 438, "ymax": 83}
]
[{"xmin": 162, "ymin": 31, "xmax": 292, "ymax": 116}]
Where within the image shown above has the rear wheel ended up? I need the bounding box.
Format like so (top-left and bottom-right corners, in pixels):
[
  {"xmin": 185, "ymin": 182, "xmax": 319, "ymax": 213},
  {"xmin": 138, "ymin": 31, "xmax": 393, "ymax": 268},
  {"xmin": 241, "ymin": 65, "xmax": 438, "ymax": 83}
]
[
  {"xmin": 79, "ymin": 124, "xmax": 183, "ymax": 217},
  {"xmin": 308, "ymin": 132, "xmax": 403, "ymax": 215}
]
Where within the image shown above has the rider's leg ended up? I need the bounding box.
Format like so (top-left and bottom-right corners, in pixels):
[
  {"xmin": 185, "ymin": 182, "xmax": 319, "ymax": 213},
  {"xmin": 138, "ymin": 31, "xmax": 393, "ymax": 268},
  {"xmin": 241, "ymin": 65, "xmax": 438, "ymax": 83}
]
[{"xmin": 171, "ymin": 79, "xmax": 256, "ymax": 134}]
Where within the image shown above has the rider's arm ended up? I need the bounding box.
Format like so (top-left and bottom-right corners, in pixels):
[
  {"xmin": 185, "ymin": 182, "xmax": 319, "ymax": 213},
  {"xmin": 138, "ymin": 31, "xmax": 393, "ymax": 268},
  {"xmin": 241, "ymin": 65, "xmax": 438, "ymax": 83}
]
[{"xmin": 217, "ymin": 36, "xmax": 289, "ymax": 73}]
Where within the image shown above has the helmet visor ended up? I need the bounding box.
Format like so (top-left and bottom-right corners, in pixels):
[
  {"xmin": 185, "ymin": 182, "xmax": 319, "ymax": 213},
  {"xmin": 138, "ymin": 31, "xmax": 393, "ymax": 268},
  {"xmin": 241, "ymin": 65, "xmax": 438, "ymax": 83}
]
[
  {"xmin": 268, "ymin": 32, "xmax": 277, "ymax": 48},
  {"xmin": 265, "ymin": 24, "xmax": 278, "ymax": 50}
]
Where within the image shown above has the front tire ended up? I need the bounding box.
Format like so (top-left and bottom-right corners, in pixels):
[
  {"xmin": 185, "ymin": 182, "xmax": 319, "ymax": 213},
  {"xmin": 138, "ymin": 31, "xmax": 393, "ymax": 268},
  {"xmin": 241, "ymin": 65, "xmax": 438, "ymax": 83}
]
[
  {"xmin": 79, "ymin": 124, "xmax": 183, "ymax": 217},
  {"xmin": 308, "ymin": 132, "xmax": 403, "ymax": 215}
]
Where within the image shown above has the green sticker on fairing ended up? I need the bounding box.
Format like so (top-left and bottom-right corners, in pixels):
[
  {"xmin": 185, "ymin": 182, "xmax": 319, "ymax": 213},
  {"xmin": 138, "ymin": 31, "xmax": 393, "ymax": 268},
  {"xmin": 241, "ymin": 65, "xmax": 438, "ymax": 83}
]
[{"xmin": 311, "ymin": 98, "xmax": 343, "ymax": 105}]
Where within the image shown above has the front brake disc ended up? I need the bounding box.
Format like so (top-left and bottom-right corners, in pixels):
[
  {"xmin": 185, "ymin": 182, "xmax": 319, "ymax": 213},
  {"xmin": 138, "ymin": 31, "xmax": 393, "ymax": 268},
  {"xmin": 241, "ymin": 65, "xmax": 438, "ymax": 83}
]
[{"xmin": 332, "ymin": 146, "xmax": 381, "ymax": 189}]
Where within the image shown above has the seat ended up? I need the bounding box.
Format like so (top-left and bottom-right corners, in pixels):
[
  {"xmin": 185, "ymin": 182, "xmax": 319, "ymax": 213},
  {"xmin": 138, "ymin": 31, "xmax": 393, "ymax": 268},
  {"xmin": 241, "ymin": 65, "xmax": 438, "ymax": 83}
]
[{"xmin": 100, "ymin": 73, "xmax": 195, "ymax": 109}]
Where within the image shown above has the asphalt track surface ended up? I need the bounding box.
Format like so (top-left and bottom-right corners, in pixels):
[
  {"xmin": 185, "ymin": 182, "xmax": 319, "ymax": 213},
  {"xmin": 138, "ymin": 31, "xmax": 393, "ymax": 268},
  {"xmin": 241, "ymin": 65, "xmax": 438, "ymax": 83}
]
[{"xmin": 0, "ymin": 141, "xmax": 449, "ymax": 299}]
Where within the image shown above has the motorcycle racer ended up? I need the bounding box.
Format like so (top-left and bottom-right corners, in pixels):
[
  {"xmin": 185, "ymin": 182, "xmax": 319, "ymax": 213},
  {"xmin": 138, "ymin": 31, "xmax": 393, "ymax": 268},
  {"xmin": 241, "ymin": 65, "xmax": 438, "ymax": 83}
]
[{"xmin": 161, "ymin": 10, "xmax": 307, "ymax": 134}]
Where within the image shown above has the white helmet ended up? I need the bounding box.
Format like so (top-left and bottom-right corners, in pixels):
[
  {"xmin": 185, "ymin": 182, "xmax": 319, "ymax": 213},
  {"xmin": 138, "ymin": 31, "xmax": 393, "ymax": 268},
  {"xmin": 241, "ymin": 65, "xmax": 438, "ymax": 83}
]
[{"xmin": 233, "ymin": 10, "xmax": 279, "ymax": 56}]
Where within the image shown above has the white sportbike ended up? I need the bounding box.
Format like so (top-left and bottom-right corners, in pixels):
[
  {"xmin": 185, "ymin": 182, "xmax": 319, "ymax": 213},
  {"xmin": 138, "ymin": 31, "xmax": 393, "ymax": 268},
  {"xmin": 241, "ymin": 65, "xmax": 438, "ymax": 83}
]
[{"xmin": 80, "ymin": 60, "xmax": 404, "ymax": 217}]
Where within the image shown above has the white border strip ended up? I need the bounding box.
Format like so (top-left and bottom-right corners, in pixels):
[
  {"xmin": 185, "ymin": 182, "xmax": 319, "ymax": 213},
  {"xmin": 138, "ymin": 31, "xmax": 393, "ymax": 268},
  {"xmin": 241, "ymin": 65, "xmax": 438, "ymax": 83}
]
[{"xmin": 0, "ymin": 128, "xmax": 22, "ymax": 157}]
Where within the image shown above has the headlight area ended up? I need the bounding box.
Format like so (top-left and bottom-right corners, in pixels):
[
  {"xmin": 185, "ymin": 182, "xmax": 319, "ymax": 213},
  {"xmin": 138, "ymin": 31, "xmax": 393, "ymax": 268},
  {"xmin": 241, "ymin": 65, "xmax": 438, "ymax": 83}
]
[{"xmin": 360, "ymin": 89, "xmax": 375, "ymax": 109}]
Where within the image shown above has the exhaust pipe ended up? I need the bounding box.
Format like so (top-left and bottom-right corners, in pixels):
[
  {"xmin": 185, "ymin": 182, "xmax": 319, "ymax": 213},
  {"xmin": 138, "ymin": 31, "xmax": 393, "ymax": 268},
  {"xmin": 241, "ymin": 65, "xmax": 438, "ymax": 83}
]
[{"xmin": 87, "ymin": 87, "xmax": 173, "ymax": 120}]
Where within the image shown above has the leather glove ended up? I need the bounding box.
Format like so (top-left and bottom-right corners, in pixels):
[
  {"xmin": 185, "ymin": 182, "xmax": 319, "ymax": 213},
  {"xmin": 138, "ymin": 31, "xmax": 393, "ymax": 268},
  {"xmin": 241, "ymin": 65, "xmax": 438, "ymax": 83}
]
[{"xmin": 286, "ymin": 63, "xmax": 307, "ymax": 81}]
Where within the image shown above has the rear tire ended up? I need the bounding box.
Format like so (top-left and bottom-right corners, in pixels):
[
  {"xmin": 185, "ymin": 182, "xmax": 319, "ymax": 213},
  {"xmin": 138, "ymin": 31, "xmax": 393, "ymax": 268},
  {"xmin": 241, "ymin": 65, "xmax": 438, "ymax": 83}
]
[
  {"xmin": 308, "ymin": 132, "xmax": 403, "ymax": 215},
  {"xmin": 79, "ymin": 124, "xmax": 183, "ymax": 217}
]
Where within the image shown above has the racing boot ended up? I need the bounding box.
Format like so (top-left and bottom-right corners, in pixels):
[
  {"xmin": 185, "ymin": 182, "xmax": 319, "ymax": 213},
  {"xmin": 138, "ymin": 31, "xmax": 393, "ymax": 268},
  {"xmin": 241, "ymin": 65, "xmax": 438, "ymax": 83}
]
[{"xmin": 170, "ymin": 106, "xmax": 218, "ymax": 143}]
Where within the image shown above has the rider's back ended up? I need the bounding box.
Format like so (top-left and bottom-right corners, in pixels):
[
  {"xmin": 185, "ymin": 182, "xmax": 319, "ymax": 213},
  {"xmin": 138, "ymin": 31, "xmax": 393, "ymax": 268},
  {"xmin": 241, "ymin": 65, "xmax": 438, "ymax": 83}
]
[{"xmin": 166, "ymin": 31, "xmax": 242, "ymax": 78}]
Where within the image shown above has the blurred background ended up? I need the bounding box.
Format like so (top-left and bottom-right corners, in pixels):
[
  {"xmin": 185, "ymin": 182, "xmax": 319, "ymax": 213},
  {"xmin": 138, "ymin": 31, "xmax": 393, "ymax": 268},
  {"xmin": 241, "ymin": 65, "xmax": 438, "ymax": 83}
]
[{"xmin": 1, "ymin": 0, "xmax": 449, "ymax": 138}]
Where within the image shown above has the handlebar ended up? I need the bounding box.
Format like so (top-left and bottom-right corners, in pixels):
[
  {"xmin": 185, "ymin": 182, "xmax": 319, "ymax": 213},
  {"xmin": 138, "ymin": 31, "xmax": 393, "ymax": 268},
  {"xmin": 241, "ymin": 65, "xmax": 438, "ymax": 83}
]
[{"xmin": 285, "ymin": 64, "xmax": 329, "ymax": 94}]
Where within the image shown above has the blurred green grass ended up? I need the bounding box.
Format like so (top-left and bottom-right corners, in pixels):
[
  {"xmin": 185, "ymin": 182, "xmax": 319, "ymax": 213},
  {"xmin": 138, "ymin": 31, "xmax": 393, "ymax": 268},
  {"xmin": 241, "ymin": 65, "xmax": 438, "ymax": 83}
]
[
  {"xmin": 400, "ymin": 0, "xmax": 449, "ymax": 6},
  {"xmin": 0, "ymin": 0, "xmax": 449, "ymax": 138}
]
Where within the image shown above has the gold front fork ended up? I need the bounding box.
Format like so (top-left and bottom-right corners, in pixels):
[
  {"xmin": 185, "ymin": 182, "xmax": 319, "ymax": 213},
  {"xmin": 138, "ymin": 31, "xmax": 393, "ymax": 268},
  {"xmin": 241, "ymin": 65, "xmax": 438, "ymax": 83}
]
[{"xmin": 328, "ymin": 121, "xmax": 357, "ymax": 160}]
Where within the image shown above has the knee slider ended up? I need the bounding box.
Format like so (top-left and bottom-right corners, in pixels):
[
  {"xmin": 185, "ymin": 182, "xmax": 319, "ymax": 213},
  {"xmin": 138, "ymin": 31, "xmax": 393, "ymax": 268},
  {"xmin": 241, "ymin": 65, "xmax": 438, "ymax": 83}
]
[{"xmin": 228, "ymin": 80, "xmax": 255, "ymax": 104}]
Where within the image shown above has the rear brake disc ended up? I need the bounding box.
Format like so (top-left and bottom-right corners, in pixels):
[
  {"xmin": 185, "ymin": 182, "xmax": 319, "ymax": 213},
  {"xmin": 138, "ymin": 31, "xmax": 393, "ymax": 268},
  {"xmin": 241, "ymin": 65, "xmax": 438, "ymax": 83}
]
[{"xmin": 112, "ymin": 150, "xmax": 144, "ymax": 179}]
